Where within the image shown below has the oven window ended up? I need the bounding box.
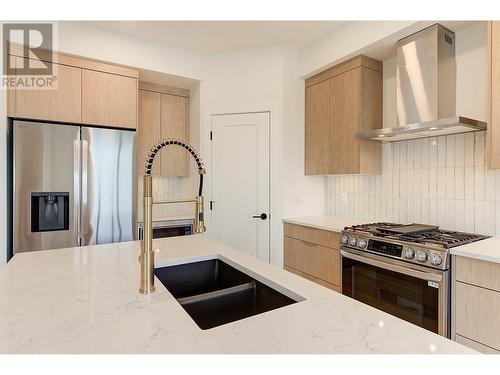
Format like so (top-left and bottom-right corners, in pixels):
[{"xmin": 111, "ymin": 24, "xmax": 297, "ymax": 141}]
[{"xmin": 342, "ymin": 257, "xmax": 439, "ymax": 333}]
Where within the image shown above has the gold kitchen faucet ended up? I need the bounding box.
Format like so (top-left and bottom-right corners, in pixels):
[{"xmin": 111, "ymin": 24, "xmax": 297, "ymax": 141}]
[{"xmin": 140, "ymin": 138, "xmax": 206, "ymax": 294}]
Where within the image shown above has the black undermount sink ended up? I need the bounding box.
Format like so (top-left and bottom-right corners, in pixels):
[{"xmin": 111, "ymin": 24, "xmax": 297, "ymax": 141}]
[{"xmin": 155, "ymin": 258, "xmax": 300, "ymax": 330}]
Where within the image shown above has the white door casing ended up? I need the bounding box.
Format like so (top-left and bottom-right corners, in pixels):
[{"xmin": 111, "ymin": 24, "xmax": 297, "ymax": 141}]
[{"xmin": 211, "ymin": 112, "xmax": 270, "ymax": 262}]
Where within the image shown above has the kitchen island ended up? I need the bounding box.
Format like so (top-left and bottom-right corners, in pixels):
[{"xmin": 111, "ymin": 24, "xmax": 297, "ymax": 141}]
[{"xmin": 0, "ymin": 235, "xmax": 474, "ymax": 354}]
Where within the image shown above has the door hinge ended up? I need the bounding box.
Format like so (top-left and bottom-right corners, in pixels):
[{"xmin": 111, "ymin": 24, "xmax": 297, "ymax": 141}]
[
  {"xmin": 209, "ymin": 200, "xmax": 214, "ymax": 210},
  {"xmin": 209, "ymin": 131, "xmax": 213, "ymax": 140}
]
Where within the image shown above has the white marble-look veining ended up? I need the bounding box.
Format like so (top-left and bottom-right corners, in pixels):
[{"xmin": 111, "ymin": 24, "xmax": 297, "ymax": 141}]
[{"xmin": 0, "ymin": 235, "xmax": 474, "ymax": 353}]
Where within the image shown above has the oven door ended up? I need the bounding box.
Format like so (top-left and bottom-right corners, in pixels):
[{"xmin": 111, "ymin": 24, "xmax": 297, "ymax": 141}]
[{"xmin": 340, "ymin": 247, "xmax": 449, "ymax": 337}]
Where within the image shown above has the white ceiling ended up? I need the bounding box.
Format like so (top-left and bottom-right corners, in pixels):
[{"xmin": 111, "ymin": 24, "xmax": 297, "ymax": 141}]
[{"xmin": 89, "ymin": 21, "xmax": 345, "ymax": 53}]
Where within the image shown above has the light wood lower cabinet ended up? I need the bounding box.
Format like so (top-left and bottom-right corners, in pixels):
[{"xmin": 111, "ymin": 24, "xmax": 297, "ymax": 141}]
[
  {"xmin": 82, "ymin": 69, "xmax": 137, "ymax": 129},
  {"xmin": 452, "ymin": 255, "xmax": 500, "ymax": 353},
  {"xmin": 284, "ymin": 223, "xmax": 340, "ymax": 291}
]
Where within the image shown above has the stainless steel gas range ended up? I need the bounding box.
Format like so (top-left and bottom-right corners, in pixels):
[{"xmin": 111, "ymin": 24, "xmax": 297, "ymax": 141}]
[{"xmin": 339, "ymin": 223, "xmax": 488, "ymax": 337}]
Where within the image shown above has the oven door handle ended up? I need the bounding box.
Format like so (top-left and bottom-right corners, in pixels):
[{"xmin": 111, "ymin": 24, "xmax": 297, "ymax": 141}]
[{"xmin": 340, "ymin": 249, "xmax": 443, "ymax": 282}]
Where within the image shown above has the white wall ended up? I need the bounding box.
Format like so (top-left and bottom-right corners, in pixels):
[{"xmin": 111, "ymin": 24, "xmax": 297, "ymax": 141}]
[
  {"xmin": 325, "ymin": 23, "xmax": 496, "ymax": 235},
  {"xmin": 299, "ymin": 21, "xmax": 422, "ymax": 77},
  {"xmin": 202, "ymin": 46, "xmax": 324, "ymax": 267}
]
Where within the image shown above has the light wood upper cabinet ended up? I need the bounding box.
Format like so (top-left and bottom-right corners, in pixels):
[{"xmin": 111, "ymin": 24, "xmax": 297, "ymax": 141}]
[
  {"xmin": 10, "ymin": 57, "xmax": 82, "ymax": 123},
  {"xmin": 7, "ymin": 47, "xmax": 139, "ymax": 129},
  {"xmin": 82, "ymin": 70, "xmax": 138, "ymax": 129},
  {"xmin": 137, "ymin": 86, "xmax": 190, "ymax": 177},
  {"xmin": 305, "ymin": 55, "xmax": 382, "ymax": 175},
  {"xmin": 305, "ymin": 80, "xmax": 330, "ymax": 175},
  {"xmin": 137, "ymin": 90, "xmax": 161, "ymax": 175},
  {"xmin": 487, "ymin": 21, "xmax": 500, "ymax": 169},
  {"xmin": 160, "ymin": 94, "xmax": 189, "ymax": 177}
]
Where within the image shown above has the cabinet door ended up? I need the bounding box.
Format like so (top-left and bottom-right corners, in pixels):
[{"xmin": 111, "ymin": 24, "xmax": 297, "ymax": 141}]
[
  {"xmin": 329, "ymin": 68, "xmax": 360, "ymax": 174},
  {"xmin": 82, "ymin": 70, "xmax": 137, "ymax": 129},
  {"xmin": 455, "ymin": 282, "xmax": 500, "ymax": 351},
  {"xmin": 489, "ymin": 21, "xmax": 500, "ymax": 169},
  {"xmin": 305, "ymin": 80, "xmax": 330, "ymax": 175},
  {"xmin": 160, "ymin": 94, "xmax": 189, "ymax": 177},
  {"xmin": 137, "ymin": 90, "xmax": 161, "ymax": 175},
  {"xmin": 14, "ymin": 58, "xmax": 82, "ymax": 123}
]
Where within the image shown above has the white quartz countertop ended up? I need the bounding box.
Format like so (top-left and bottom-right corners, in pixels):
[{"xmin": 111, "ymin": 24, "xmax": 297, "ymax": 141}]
[
  {"xmin": 0, "ymin": 235, "xmax": 474, "ymax": 354},
  {"xmin": 282, "ymin": 215, "xmax": 369, "ymax": 233},
  {"xmin": 451, "ymin": 236, "xmax": 500, "ymax": 264}
]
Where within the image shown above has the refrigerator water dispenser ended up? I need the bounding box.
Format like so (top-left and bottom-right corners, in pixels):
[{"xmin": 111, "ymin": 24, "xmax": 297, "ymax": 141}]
[{"xmin": 31, "ymin": 192, "xmax": 69, "ymax": 232}]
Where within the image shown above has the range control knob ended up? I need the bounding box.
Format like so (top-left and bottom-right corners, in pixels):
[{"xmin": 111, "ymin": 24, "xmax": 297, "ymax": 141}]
[
  {"xmin": 348, "ymin": 237, "xmax": 358, "ymax": 247},
  {"xmin": 358, "ymin": 239, "xmax": 367, "ymax": 249},
  {"xmin": 430, "ymin": 253, "xmax": 443, "ymax": 266},
  {"xmin": 404, "ymin": 248, "xmax": 415, "ymax": 259},
  {"xmin": 417, "ymin": 250, "xmax": 429, "ymax": 263},
  {"xmin": 341, "ymin": 235, "xmax": 349, "ymax": 245}
]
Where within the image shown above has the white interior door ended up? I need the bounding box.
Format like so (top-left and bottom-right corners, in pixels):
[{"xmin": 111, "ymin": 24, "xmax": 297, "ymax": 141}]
[{"xmin": 211, "ymin": 112, "xmax": 270, "ymax": 262}]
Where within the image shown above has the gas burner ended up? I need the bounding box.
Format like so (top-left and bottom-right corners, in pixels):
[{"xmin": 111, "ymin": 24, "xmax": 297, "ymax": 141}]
[{"xmin": 343, "ymin": 222, "xmax": 489, "ymax": 249}]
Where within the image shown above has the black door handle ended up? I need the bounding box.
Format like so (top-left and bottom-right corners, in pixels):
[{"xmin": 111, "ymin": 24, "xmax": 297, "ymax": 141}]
[{"xmin": 252, "ymin": 213, "xmax": 267, "ymax": 220}]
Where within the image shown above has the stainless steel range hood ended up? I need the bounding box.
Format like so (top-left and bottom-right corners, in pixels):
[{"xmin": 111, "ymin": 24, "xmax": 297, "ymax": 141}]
[{"xmin": 357, "ymin": 24, "xmax": 487, "ymax": 142}]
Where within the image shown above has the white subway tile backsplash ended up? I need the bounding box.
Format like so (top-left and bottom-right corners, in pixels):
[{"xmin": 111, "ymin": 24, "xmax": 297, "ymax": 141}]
[
  {"xmin": 464, "ymin": 166, "xmax": 475, "ymax": 200},
  {"xmin": 421, "ymin": 138, "xmax": 430, "ymax": 168},
  {"xmin": 464, "ymin": 200, "xmax": 475, "ymax": 232},
  {"xmin": 437, "ymin": 137, "xmax": 447, "ymax": 168},
  {"xmin": 325, "ymin": 131, "xmax": 500, "ymax": 235},
  {"xmin": 446, "ymin": 167, "xmax": 455, "ymax": 199},
  {"xmin": 474, "ymin": 200, "xmax": 485, "ymax": 234},
  {"xmin": 464, "ymin": 133, "xmax": 475, "ymax": 167},
  {"xmin": 455, "ymin": 134, "xmax": 465, "ymax": 167},
  {"xmin": 455, "ymin": 167, "xmax": 465, "ymax": 200},
  {"xmin": 474, "ymin": 167, "xmax": 485, "ymax": 201},
  {"xmin": 446, "ymin": 199, "xmax": 456, "ymax": 230},
  {"xmin": 455, "ymin": 200, "xmax": 465, "ymax": 231},
  {"xmin": 429, "ymin": 137, "xmax": 438, "ymax": 168},
  {"xmin": 414, "ymin": 140, "xmax": 422, "ymax": 169},
  {"xmin": 437, "ymin": 168, "xmax": 447, "ymax": 199},
  {"xmin": 485, "ymin": 202, "xmax": 496, "ymax": 236},
  {"xmin": 407, "ymin": 141, "xmax": 415, "ymax": 169},
  {"xmin": 429, "ymin": 198, "xmax": 438, "ymax": 225},
  {"xmin": 485, "ymin": 170, "xmax": 496, "ymax": 201},
  {"xmin": 446, "ymin": 135, "xmax": 456, "ymax": 167},
  {"xmin": 475, "ymin": 132, "xmax": 485, "ymax": 167}
]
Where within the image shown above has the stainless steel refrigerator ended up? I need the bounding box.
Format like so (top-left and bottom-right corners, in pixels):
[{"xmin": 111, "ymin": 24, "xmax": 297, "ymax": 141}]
[{"xmin": 12, "ymin": 120, "xmax": 136, "ymax": 254}]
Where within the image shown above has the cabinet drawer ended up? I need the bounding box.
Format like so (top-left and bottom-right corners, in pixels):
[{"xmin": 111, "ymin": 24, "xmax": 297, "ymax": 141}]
[
  {"xmin": 455, "ymin": 256, "xmax": 500, "ymax": 292},
  {"xmin": 455, "ymin": 281, "xmax": 500, "ymax": 351},
  {"xmin": 284, "ymin": 223, "xmax": 340, "ymax": 249},
  {"xmin": 284, "ymin": 266, "xmax": 340, "ymax": 292},
  {"xmin": 284, "ymin": 237, "xmax": 340, "ymax": 286},
  {"xmin": 455, "ymin": 334, "xmax": 500, "ymax": 354}
]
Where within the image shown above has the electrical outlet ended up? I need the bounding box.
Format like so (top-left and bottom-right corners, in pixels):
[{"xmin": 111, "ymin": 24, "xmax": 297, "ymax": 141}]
[{"xmin": 291, "ymin": 194, "xmax": 302, "ymax": 206}]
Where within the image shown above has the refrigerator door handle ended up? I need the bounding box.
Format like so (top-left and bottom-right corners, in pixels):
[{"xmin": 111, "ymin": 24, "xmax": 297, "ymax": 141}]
[
  {"xmin": 73, "ymin": 140, "xmax": 81, "ymax": 246},
  {"xmin": 81, "ymin": 139, "xmax": 89, "ymax": 244}
]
